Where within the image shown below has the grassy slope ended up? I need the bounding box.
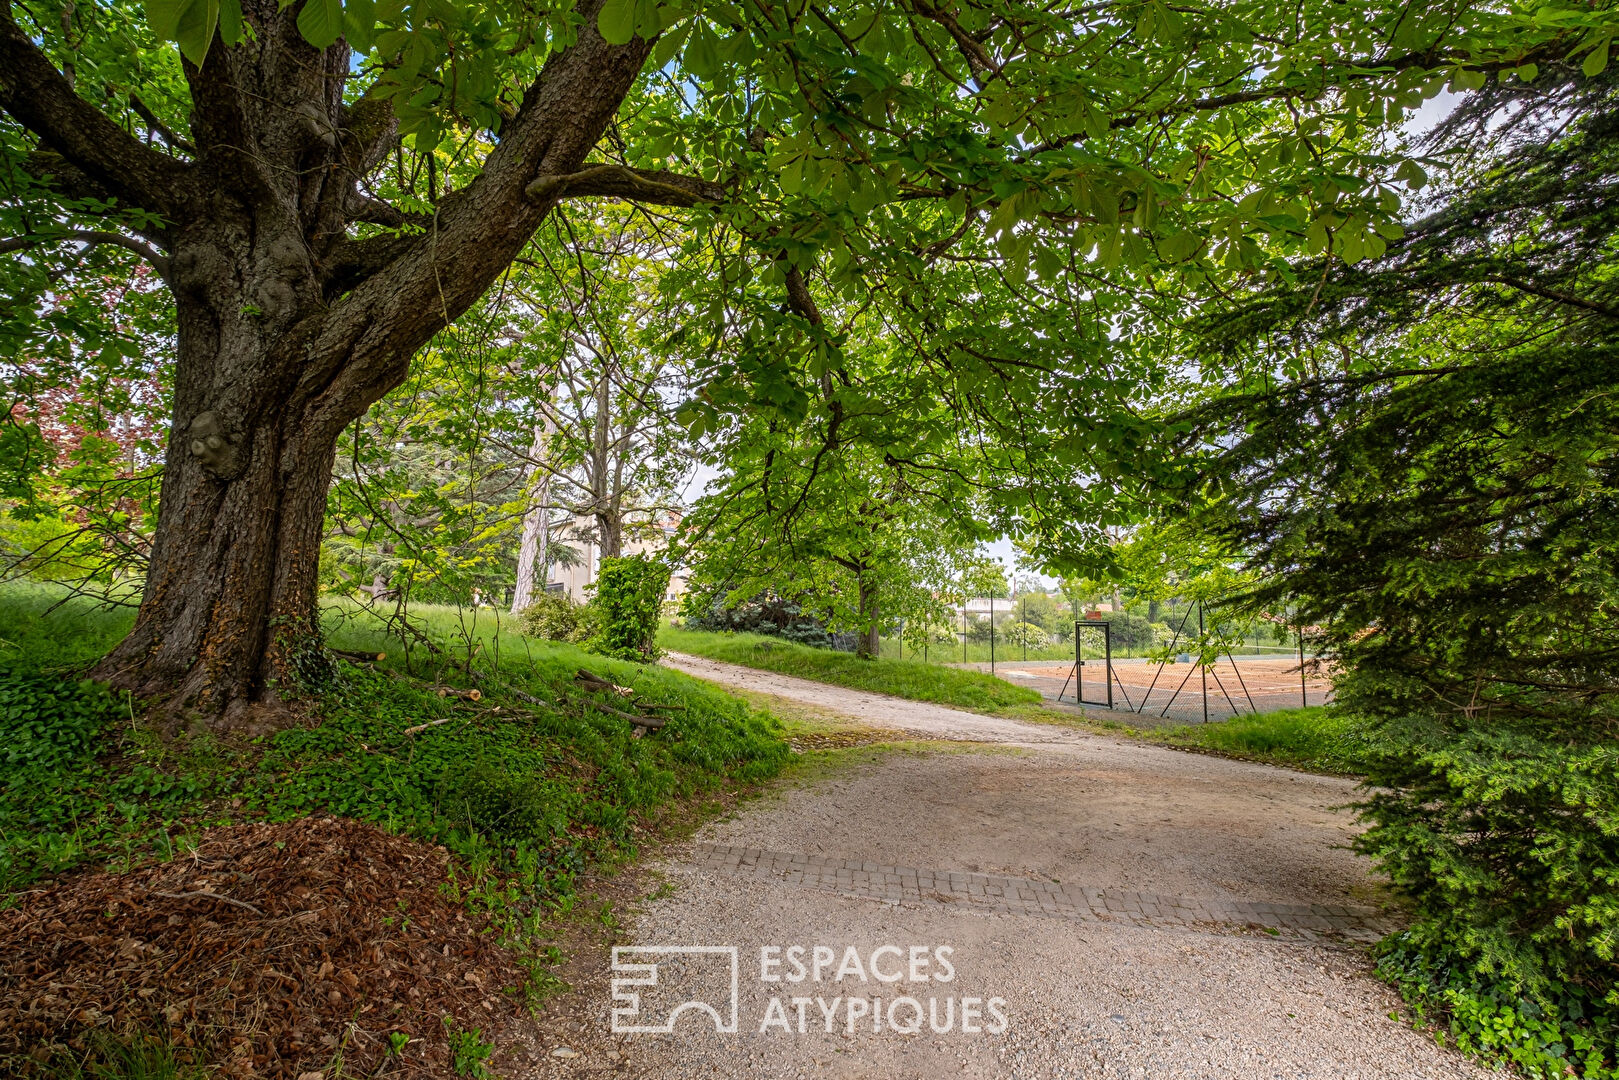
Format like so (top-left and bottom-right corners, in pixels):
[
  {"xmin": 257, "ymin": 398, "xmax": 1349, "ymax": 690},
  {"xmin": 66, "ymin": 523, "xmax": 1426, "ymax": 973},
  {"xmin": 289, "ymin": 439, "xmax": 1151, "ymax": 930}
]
[
  {"xmin": 1076, "ymin": 705, "xmax": 1377, "ymax": 777},
  {"xmin": 0, "ymin": 585, "xmax": 790, "ymax": 901},
  {"xmin": 660, "ymin": 625, "xmax": 1043, "ymax": 713}
]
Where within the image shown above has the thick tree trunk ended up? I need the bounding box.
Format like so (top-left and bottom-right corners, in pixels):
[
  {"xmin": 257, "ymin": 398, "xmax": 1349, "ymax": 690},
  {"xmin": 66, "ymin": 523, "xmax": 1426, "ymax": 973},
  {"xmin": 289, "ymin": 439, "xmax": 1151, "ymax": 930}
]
[
  {"xmin": 34, "ymin": 0, "xmax": 660, "ymax": 728},
  {"xmin": 89, "ymin": 64, "xmax": 412, "ymax": 727},
  {"xmin": 94, "ymin": 283, "xmax": 395, "ymax": 729}
]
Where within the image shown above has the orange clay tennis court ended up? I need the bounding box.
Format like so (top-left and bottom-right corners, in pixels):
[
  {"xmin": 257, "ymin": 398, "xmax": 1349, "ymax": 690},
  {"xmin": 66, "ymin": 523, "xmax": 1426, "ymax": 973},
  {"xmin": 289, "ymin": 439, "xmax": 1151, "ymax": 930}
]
[{"xmin": 989, "ymin": 655, "xmax": 1336, "ymax": 726}]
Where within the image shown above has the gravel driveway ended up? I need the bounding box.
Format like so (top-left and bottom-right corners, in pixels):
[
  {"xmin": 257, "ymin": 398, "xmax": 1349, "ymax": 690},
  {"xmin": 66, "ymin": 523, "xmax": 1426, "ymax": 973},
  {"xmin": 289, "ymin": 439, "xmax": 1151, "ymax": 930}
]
[{"xmin": 523, "ymin": 655, "xmax": 1497, "ymax": 1080}]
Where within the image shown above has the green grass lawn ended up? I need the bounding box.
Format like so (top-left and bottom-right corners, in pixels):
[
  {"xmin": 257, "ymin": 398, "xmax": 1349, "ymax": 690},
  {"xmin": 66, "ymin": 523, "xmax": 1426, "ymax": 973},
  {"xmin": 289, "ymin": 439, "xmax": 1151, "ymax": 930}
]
[
  {"xmin": 0, "ymin": 580, "xmax": 138, "ymax": 671},
  {"xmin": 1080, "ymin": 705, "xmax": 1378, "ymax": 777},
  {"xmin": 872, "ymin": 635, "xmax": 1163, "ymax": 664},
  {"xmin": 659, "ymin": 625, "xmax": 1043, "ymax": 713}
]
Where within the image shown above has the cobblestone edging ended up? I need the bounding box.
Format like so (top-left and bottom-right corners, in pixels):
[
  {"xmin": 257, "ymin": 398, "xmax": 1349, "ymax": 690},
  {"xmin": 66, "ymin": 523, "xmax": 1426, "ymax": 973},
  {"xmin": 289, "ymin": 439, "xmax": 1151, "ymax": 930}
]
[{"xmin": 690, "ymin": 843, "xmax": 1397, "ymax": 944}]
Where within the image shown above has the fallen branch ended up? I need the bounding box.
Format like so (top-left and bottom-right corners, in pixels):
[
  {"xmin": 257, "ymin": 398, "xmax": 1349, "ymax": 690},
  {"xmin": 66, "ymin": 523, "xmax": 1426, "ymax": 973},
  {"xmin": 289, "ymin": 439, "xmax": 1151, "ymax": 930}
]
[
  {"xmin": 434, "ymin": 687, "xmax": 482, "ymax": 701},
  {"xmin": 402, "ymin": 716, "xmax": 463, "ymax": 736},
  {"xmin": 574, "ymin": 669, "xmax": 635, "ymax": 696},
  {"xmin": 150, "ymin": 889, "xmax": 265, "ymax": 916},
  {"xmin": 387, "ymin": 614, "xmax": 444, "ymax": 655},
  {"xmin": 577, "ymin": 698, "xmax": 668, "ymax": 729},
  {"xmin": 331, "ymin": 647, "xmax": 386, "ymax": 664}
]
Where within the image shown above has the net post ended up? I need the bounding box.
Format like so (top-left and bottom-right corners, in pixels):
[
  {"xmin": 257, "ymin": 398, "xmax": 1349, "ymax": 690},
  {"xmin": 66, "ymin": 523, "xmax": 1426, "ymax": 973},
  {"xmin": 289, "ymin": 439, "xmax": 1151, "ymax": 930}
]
[
  {"xmin": 1299, "ymin": 625, "xmax": 1307, "ymax": 707},
  {"xmin": 1104, "ymin": 621, "xmax": 1113, "ymax": 708},
  {"xmin": 1199, "ymin": 601, "xmax": 1208, "ymax": 725}
]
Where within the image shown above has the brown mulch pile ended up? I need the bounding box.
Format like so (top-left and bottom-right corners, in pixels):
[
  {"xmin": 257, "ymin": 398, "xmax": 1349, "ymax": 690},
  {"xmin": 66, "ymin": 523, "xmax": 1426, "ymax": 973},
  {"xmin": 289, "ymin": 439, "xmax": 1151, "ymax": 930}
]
[{"xmin": 0, "ymin": 817, "xmax": 528, "ymax": 1077}]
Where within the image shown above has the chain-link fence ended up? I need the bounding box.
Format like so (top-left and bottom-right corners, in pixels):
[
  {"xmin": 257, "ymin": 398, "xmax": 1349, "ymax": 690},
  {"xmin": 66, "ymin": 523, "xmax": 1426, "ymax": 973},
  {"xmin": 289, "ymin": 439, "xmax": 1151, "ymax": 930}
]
[{"xmin": 998, "ymin": 650, "xmax": 1334, "ymax": 728}]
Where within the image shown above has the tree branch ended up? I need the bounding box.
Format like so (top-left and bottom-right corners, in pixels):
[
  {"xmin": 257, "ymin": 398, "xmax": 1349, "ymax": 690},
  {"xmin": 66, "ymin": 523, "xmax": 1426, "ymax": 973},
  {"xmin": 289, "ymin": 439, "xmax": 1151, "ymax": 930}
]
[
  {"xmin": 0, "ymin": 229, "xmax": 171, "ymax": 275},
  {"xmin": 907, "ymin": 0, "xmax": 996, "ymax": 80},
  {"xmin": 525, "ymin": 164, "xmax": 727, "ymax": 207},
  {"xmin": 343, "ymin": 190, "xmax": 429, "ymax": 229},
  {"xmin": 127, "ymin": 92, "xmax": 195, "ymax": 155},
  {"xmin": 336, "ymin": 97, "xmax": 398, "ymax": 177},
  {"xmin": 0, "ymin": 6, "xmax": 189, "ymax": 218},
  {"xmin": 783, "ymin": 265, "xmax": 823, "ymax": 324},
  {"xmin": 1486, "ymin": 275, "xmax": 1618, "ymax": 319}
]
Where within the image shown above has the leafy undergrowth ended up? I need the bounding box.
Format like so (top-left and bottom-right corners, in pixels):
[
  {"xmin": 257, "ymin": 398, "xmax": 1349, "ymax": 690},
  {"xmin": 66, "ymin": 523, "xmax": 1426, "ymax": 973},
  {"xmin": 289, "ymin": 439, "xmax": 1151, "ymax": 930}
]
[
  {"xmin": 1377, "ymin": 934, "xmax": 1618, "ymax": 1080},
  {"xmin": 0, "ymin": 586, "xmax": 790, "ymax": 1075},
  {"xmin": 660, "ymin": 626, "xmax": 1043, "ymax": 713}
]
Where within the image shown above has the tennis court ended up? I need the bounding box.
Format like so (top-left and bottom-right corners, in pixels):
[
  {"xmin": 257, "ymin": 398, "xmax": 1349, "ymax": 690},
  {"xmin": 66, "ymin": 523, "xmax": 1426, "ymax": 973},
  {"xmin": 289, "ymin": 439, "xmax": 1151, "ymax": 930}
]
[{"xmin": 991, "ymin": 654, "xmax": 1335, "ymax": 726}]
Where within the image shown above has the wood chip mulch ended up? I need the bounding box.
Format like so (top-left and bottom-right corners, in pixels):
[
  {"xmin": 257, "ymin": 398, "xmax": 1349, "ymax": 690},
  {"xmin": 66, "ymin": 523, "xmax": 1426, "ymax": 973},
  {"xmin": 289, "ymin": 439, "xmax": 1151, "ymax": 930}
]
[{"xmin": 0, "ymin": 817, "xmax": 529, "ymax": 1077}]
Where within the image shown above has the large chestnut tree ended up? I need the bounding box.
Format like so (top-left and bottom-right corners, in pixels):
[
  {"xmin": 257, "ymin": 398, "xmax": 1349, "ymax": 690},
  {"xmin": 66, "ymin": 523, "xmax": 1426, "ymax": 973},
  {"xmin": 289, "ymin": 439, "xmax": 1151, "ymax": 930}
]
[{"xmin": 0, "ymin": 0, "xmax": 1593, "ymax": 725}]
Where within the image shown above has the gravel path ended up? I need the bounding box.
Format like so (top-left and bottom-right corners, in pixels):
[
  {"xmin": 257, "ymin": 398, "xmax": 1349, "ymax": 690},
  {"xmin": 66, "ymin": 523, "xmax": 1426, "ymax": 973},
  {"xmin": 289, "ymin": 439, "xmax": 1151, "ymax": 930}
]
[
  {"xmin": 663, "ymin": 652, "xmax": 1076, "ymax": 743},
  {"xmin": 525, "ymin": 656, "xmax": 1498, "ymax": 1079}
]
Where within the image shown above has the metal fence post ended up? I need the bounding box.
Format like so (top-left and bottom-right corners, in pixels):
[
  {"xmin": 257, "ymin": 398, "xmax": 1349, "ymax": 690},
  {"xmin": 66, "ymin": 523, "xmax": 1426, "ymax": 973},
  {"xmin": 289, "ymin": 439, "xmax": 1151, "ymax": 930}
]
[
  {"xmin": 1299, "ymin": 625, "xmax": 1307, "ymax": 708},
  {"xmin": 1105, "ymin": 621, "xmax": 1113, "ymax": 708},
  {"xmin": 989, "ymin": 590, "xmax": 995, "ymax": 674},
  {"xmin": 1199, "ymin": 601, "xmax": 1208, "ymax": 725}
]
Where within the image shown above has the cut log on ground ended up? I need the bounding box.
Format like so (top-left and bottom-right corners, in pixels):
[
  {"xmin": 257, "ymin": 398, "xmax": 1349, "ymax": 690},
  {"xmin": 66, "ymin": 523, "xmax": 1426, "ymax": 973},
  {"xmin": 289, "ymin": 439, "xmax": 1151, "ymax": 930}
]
[
  {"xmin": 574, "ymin": 669, "xmax": 634, "ymax": 696},
  {"xmin": 402, "ymin": 717, "xmax": 463, "ymax": 736}
]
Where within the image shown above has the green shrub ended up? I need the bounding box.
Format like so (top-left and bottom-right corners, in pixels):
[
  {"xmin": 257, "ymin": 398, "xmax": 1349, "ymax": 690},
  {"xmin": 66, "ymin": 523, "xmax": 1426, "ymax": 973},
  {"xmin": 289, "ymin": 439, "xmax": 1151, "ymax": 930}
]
[
  {"xmin": 1079, "ymin": 611, "xmax": 1154, "ymax": 650},
  {"xmin": 679, "ymin": 586, "xmax": 833, "ymax": 647},
  {"xmin": 587, "ymin": 555, "xmax": 670, "ymax": 662},
  {"xmin": 518, "ymin": 591, "xmax": 590, "ymax": 643},
  {"xmin": 1378, "ymin": 930, "xmax": 1617, "ymax": 1080},
  {"xmin": 1116, "ymin": 76, "xmax": 1619, "ymax": 1076},
  {"xmin": 1000, "ymin": 621, "xmax": 1049, "ymax": 649},
  {"xmin": 1356, "ymin": 723, "xmax": 1619, "ymax": 1076}
]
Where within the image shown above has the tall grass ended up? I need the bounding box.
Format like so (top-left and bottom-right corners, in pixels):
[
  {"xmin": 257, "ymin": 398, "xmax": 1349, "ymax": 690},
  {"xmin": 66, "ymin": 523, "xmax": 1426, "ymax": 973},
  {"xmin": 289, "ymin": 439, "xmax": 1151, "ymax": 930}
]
[
  {"xmin": 0, "ymin": 581, "xmax": 136, "ymax": 674},
  {"xmin": 1152, "ymin": 706, "xmax": 1377, "ymax": 776}
]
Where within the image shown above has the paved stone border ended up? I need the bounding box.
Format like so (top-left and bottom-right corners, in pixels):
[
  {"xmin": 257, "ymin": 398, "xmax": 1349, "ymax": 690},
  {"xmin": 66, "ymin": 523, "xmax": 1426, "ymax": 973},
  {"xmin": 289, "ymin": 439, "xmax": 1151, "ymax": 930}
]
[{"xmin": 690, "ymin": 843, "xmax": 1397, "ymax": 943}]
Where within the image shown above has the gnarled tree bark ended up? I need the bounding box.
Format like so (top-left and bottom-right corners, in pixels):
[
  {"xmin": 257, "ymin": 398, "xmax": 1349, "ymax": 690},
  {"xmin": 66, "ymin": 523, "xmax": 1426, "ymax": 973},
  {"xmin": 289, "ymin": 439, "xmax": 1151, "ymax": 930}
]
[{"xmin": 0, "ymin": 0, "xmax": 713, "ymax": 727}]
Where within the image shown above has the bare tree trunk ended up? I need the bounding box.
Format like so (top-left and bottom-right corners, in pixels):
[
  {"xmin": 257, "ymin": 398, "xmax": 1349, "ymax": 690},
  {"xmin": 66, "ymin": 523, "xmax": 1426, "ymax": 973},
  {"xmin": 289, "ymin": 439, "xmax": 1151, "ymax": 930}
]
[
  {"xmin": 589, "ymin": 362, "xmax": 624, "ymax": 559},
  {"xmin": 511, "ymin": 413, "xmax": 554, "ymax": 613}
]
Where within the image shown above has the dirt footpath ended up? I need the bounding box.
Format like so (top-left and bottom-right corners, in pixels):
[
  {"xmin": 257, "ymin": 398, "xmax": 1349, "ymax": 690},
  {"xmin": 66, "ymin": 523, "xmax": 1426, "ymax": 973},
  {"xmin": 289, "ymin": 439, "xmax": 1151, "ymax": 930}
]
[{"xmin": 524, "ymin": 655, "xmax": 1497, "ymax": 1080}]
